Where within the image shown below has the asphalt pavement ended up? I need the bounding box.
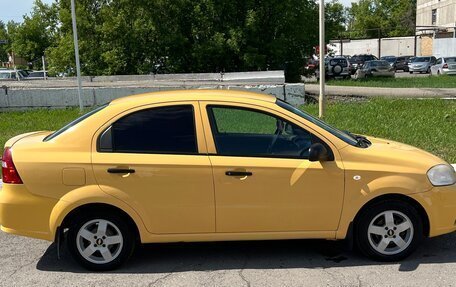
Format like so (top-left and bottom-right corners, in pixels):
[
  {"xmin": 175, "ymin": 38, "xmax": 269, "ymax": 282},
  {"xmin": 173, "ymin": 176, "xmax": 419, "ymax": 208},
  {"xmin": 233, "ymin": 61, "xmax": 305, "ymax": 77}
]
[{"xmin": 1, "ymin": 224, "xmax": 456, "ymax": 286}]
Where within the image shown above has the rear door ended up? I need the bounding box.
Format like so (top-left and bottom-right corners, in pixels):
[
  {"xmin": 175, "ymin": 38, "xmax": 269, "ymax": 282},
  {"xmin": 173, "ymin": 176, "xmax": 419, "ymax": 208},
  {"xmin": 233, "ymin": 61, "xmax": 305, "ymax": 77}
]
[{"xmin": 92, "ymin": 102, "xmax": 215, "ymax": 234}]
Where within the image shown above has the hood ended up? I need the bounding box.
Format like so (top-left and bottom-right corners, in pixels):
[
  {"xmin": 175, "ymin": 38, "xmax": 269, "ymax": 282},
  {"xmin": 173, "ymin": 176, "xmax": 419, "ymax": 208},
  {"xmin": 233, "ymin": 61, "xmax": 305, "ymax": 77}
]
[
  {"xmin": 410, "ymin": 62, "xmax": 430, "ymax": 66},
  {"xmin": 341, "ymin": 136, "xmax": 447, "ymax": 174}
]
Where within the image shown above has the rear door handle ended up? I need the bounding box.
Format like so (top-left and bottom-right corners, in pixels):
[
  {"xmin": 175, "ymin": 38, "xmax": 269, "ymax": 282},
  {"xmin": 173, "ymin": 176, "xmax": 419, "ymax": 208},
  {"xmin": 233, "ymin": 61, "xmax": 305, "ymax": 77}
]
[
  {"xmin": 107, "ymin": 168, "xmax": 135, "ymax": 174},
  {"xmin": 225, "ymin": 171, "xmax": 253, "ymax": 177}
]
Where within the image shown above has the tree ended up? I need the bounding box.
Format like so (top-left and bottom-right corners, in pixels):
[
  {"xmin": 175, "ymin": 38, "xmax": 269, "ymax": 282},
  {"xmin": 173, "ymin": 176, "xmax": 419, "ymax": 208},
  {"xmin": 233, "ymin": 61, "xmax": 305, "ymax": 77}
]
[
  {"xmin": 347, "ymin": 0, "xmax": 416, "ymax": 38},
  {"xmin": 9, "ymin": 0, "xmax": 59, "ymax": 68},
  {"xmin": 325, "ymin": 0, "xmax": 348, "ymax": 41},
  {"xmin": 0, "ymin": 21, "xmax": 9, "ymax": 62}
]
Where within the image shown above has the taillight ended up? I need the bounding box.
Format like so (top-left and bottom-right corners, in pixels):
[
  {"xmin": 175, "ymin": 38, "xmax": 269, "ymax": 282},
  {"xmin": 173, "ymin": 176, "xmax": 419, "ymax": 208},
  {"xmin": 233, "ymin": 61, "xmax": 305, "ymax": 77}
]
[
  {"xmin": 443, "ymin": 63, "xmax": 448, "ymax": 69},
  {"xmin": 1, "ymin": 148, "xmax": 23, "ymax": 184}
]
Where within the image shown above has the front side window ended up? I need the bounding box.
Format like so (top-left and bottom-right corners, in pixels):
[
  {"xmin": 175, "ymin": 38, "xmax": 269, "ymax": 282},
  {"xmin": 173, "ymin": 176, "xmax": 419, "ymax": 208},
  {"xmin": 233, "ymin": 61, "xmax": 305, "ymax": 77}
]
[
  {"xmin": 276, "ymin": 100, "xmax": 359, "ymax": 147},
  {"xmin": 207, "ymin": 106, "xmax": 319, "ymax": 159},
  {"xmin": 100, "ymin": 105, "xmax": 197, "ymax": 154}
]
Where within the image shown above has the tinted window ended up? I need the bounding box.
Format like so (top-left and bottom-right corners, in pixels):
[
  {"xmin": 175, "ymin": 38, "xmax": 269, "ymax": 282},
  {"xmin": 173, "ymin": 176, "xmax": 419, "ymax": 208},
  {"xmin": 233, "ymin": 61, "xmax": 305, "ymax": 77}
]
[
  {"xmin": 110, "ymin": 105, "xmax": 197, "ymax": 154},
  {"xmin": 413, "ymin": 57, "xmax": 431, "ymax": 62},
  {"xmin": 208, "ymin": 106, "xmax": 315, "ymax": 158},
  {"xmin": 329, "ymin": 58, "xmax": 348, "ymax": 67}
]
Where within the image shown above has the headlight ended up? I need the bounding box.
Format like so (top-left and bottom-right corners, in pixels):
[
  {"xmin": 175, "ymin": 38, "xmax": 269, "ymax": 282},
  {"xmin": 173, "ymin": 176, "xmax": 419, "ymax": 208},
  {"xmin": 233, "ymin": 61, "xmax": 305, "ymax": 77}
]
[{"xmin": 427, "ymin": 164, "xmax": 456, "ymax": 186}]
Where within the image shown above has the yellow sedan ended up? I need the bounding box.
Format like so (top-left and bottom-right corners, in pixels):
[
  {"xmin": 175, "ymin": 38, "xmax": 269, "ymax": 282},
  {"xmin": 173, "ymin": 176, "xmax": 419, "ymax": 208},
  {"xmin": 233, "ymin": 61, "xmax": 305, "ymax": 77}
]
[{"xmin": 1, "ymin": 90, "xmax": 455, "ymax": 270}]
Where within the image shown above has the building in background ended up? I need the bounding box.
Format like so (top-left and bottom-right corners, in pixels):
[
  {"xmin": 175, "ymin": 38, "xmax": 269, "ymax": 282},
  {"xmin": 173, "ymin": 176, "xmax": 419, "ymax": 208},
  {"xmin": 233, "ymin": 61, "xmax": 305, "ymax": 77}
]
[
  {"xmin": 416, "ymin": 0, "xmax": 456, "ymax": 37},
  {"xmin": 416, "ymin": 0, "xmax": 456, "ymax": 56}
]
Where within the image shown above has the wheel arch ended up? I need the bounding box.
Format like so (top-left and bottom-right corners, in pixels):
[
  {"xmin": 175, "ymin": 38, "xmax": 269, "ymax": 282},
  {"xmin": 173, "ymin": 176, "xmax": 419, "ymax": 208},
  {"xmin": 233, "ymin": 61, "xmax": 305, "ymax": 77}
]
[
  {"xmin": 352, "ymin": 194, "xmax": 430, "ymax": 237},
  {"xmin": 48, "ymin": 186, "xmax": 149, "ymax": 243},
  {"xmin": 59, "ymin": 203, "xmax": 141, "ymax": 243}
]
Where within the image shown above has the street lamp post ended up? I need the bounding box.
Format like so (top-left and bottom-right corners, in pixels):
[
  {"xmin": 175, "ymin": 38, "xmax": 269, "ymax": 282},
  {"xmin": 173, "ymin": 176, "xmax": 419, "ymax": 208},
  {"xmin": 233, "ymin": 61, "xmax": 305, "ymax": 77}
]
[
  {"xmin": 70, "ymin": 0, "xmax": 83, "ymax": 112},
  {"xmin": 319, "ymin": 0, "xmax": 326, "ymax": 118}
]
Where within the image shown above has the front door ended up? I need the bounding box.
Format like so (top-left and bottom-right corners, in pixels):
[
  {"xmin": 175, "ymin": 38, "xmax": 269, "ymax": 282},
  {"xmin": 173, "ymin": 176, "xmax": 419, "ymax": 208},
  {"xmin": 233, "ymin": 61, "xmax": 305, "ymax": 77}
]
[
  {"xmin": 92, "ymin": 102, "xmax": 215, "ymax": 234},
  {"xmin": 200, "ymin": 102, "xmax": 344, "ymax": 233}
]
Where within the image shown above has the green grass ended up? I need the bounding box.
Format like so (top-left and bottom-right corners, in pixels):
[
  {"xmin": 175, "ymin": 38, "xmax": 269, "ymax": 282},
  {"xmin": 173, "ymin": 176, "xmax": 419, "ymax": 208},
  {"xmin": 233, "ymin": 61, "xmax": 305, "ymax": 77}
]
[
  {"xmin": 0, "ymin": 108, "xmax": 88, "ymax": 153},
  {"xmin": 303, "ymin": 99, "xmax": 456, "ymax": 163},
  {"xmin": 0, "ymin": 99, "xmax": 455, "ymax": 163},
  {"xmin": 327, "ymin": 75, "xmax": 456, "ymax": 88}
]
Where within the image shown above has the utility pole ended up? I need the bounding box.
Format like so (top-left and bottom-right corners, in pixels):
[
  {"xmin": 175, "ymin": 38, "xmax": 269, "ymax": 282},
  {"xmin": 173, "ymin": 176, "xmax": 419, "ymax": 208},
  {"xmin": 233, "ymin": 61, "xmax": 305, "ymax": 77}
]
[
  {"xmin": 71, "ymin": 0, "xmax": 83, "ymax": 112},
  {"xmin": 319, "ymin": 0, "xmax": 326, "ymax": 118},
  {"xmin": 378, "ymin": 28, "xmax": 381, "ymax": 58},
  {"xmin": 42, "ymin": 56, "xmax": 47, "ymax": 80}
]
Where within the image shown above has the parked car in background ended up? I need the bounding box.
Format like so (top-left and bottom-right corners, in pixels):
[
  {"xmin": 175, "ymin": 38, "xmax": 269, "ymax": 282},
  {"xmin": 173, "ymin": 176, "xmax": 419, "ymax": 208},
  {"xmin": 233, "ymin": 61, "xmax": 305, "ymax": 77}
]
[
  {"xmin": 381, "ymin": 56, "xmax": 412, "ymax": 72},
  {"xmin": 395, "ymin": 56, "xmax": 413, "ymax": 72},
  {"xmin": 408, "ymin": 56, "xmax": 436, "ymax": 74},
  {"xmin": 355, "ymin": 60, "xmax": 395, "ymax": 79},
  {"xmin": 349, "ymin": 54, "xmax": 378, "ymax": 75},
  {"xmin": 316, "ymin": 56, "xmax": 351, "ymax": 80},
  {"xmin": 0, "ymin": 69, "xmax": 27, "ymax": 81},
  {"xmin": 380, "ymin": 56, "xmax": 397, "ymax": 70},
  {"xmin": 26, "ymin": 71, "xmax": 49, "ymax": 79},
  {"xmin": 430, "ymin": 57, "xmax": 456, "ymax": 75}
]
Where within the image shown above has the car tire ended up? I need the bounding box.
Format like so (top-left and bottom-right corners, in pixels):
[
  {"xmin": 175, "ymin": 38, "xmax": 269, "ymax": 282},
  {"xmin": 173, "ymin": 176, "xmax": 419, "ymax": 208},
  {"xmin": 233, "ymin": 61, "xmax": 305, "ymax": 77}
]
[
  {"xmin": 409, "ymin": 71, "xmax": 413, "ymax": 74},
  {"xmin": 355, "ymin": 200, "xmax": 423, "ymax": 262},
  {"xmin": 67, "ymin": 212, "xmax": 136, "ymax": 271}
]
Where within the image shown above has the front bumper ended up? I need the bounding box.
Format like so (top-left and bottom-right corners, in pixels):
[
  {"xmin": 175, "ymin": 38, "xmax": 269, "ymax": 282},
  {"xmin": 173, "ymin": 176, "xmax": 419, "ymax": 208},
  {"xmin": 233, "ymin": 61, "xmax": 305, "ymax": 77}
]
[
  {"xmin": 410, "ymin": 184, "xmax": 456, "ymax": 237},
  {"xmin": 371, "ymin": 71, "xmax": 395, "ymax": 77},
  {"xmin": 409, "ymin": 66, "xmax": 428, "ymax": 72},
  {"xmin": 442, "ymin": 69, "xmax": 456, "ymax": 75},
  {"xmin": 0, "ymin": 183, "xmax": 57, "ymax": 241}
]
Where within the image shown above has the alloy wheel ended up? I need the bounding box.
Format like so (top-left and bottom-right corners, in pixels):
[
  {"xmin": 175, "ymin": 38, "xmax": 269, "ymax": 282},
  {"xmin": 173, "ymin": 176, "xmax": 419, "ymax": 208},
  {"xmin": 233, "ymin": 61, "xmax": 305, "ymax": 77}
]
[
  {"xmin": 76, "ymin": 219, "xmax": 124, "ymax": 264},
  {"xmin": 367, "ymin": 210, "xmax": 414, "ymax": 255}
]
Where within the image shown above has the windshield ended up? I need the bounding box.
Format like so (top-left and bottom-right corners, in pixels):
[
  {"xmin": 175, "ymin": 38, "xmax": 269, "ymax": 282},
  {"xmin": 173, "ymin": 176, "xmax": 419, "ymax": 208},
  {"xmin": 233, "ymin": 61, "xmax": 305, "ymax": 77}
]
[
  {"xmin": 44, "ymin": 104, "xmax": 108, "ymax": 141},
  {"xmin": 412, "ymin": 57, "xmax": 430, "ymax": 63},
  {"xmin": 371, "ymin": 61, "xmax": 390, "ymax": 67},
  {"xmin": 381, "ymin": 57, "xmax": 396, "ymax": 63},
  {"xmin": 0, "ymin": 72, "xmax": 12, "ymax": 79},
  {"xmin": 445, "ymin": 57, "xmax": 456, "ymax": 63},
  {"xmin": 276, "ymin": 100, "xmax": 359, "ymax": 146}
]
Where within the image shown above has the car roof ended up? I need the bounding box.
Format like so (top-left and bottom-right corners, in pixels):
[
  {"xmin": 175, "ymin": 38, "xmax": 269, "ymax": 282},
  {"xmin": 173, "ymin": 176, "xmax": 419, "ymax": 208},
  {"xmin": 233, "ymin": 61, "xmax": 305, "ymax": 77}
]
[{"xmin": 110, "ymin": 89, "xmax": 277, "ymax": 106}]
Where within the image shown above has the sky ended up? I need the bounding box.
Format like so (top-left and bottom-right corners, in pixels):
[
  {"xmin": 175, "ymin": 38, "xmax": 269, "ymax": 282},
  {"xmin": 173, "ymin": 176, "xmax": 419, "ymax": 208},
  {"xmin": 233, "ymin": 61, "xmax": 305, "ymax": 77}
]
[
  {"xmin": 0, "ymin": 0, "xmax": 356, "ymax": 23},
  {"xmin": 0, "ymin": 0, "xmax": 55, "ymax": 23}
]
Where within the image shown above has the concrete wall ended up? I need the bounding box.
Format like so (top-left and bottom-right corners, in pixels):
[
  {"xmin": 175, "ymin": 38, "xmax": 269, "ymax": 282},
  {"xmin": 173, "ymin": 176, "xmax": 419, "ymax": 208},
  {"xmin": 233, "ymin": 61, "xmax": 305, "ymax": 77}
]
[
  {"xmin": 0, "ymin": 84, "xmax": 305, "ymax": 110},
  {"xmin": 59, "ymin": 70, "xmax": 285, "ymax": 83},
  {"xmin": 332, "ymin": 39, "xmax": 379, "ymax": 57},
  {"xmin": 331, "ymin": 37, "xmax": 420, "ymax": 57},
  {"xmin": 433, "ymin": 38, "xmax": 456, "ymax": 57},
  {"xmin": 380, "ymin": 37, "xmax": 419, "ymax": 57}
]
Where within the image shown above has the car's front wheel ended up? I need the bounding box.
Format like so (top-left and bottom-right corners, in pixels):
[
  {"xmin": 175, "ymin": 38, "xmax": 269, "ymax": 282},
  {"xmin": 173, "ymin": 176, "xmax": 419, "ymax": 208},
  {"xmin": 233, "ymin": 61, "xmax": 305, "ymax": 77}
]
[
  {"xmin": 355, "ymin": 200, "xmax": 423, "ymax": 261},
  {"xmin": 67, "ymin": 213, "xmax": 135, "ymax": 271}
]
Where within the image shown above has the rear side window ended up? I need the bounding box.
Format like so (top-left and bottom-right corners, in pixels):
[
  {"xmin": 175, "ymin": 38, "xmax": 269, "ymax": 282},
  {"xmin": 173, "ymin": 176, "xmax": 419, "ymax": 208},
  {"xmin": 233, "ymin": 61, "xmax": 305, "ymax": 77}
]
[
  {"xmin": 100, "ymin": 105, "xmax": 197, "ymax": 154},
  {"xmin": 44, "ymin": 104, "xmax": 108, "ymax": 141}
]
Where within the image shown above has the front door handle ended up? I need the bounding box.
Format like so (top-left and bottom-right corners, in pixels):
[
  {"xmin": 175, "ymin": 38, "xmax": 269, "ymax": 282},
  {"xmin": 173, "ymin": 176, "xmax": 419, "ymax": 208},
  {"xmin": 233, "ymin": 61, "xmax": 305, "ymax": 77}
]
[
  {"xmin": 225, "ymin": 171, "xmax": 253, "ymax": 177},
  {"xmin": 107, "ymin": 168, "xmax": 135, "ymax": 174}
]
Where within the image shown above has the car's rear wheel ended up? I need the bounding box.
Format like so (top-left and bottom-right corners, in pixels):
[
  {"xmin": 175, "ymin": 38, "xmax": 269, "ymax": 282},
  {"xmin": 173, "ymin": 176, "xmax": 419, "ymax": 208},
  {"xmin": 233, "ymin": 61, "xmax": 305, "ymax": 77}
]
[
  {"xmin": 67, "ymin": 213, "xmax": 135, "ymax": 271},
  {"xmin": 355, "ymin": 200, "xmax": 423, "ymax": 261}
]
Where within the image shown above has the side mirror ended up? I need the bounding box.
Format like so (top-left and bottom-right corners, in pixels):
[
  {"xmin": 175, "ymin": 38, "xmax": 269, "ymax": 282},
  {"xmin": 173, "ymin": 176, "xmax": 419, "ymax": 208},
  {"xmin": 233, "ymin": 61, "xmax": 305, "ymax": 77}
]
[{"xmin": 309, "ymin": 143, "xmax": 329, "ymax": 162}]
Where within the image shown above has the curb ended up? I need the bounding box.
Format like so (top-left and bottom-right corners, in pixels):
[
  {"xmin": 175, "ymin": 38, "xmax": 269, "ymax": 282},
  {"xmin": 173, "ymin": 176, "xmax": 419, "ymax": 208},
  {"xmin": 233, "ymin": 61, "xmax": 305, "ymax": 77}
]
[{"xmin": 306, "ymin": 84, "xmax": 456, "ymax": 98}]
